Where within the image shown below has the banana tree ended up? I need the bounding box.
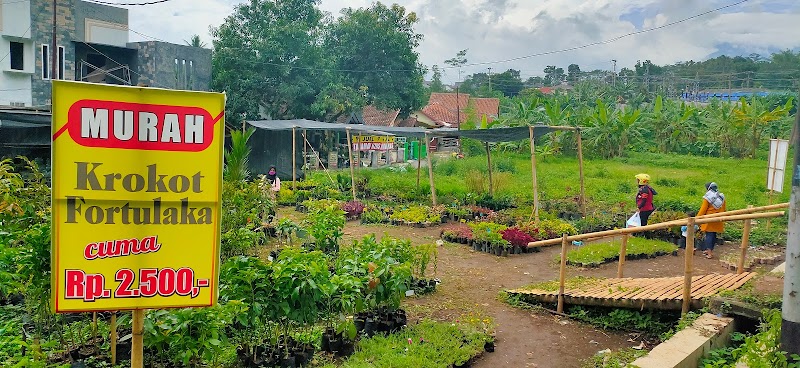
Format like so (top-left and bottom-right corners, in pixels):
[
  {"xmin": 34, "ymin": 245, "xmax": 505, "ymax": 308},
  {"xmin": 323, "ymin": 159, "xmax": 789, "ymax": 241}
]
[{"xmin": 732, "ymin": 97, "xmax": 794, "ymax": 157}]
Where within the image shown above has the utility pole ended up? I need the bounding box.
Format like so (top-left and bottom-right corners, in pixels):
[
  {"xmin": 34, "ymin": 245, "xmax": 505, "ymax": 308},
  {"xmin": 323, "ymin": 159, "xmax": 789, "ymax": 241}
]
[
  {"xmin": 51, "ymin": 0, "xmax": 58, "ymax": 89},
  {"xmin": 783, "ymin": 92, "xmax": 800, "ymax": 355},
  {"xmin": 487, "ymin": 67, "xmax": 492, "ymax": 93},
  {"xmin": 611, "ymin": 59, "xmax": 617, "ymax": 88}
]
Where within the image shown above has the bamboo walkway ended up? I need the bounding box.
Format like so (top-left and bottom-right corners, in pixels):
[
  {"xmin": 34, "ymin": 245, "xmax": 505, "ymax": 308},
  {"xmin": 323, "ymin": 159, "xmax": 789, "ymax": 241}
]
[{"xmin": 507, "ymin": 272, "xmax": 755, "ymax": 310}]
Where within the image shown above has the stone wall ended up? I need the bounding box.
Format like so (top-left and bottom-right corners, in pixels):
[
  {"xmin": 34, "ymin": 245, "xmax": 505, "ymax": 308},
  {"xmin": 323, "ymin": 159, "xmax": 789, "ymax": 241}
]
[
  {"xmin": 30, "ymin": 0, "xmax": 77, "ymax": 106},
  {"xmin": 128, "ymin": 41, "xmax": 212, "ymax": 91}
]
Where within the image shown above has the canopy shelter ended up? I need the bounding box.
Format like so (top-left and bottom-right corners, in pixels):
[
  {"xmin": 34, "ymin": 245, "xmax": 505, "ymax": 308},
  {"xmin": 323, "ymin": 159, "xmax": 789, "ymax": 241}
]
[{"xmin": 246, "ymin": 119, "xmax": 584, "ymax": 219}]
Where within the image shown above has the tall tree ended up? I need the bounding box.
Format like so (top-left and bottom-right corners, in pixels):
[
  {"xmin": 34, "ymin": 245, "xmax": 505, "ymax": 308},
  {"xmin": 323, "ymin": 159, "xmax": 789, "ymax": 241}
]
[
  {"xmin": 491, "ymin": 69, "xmax": 524, "ymax": 97},
  {"xmin": 445, "ymin": 49, "xmax": 468, "ymax": 83},
  {"xmin": 566, "ymin": 64, "xmax": 581, "ymax": 83},
  {"xmin": 428, "ymin": 65, "xmax": 447, "ymax": 94},
  {"xmin": 325, "ymin": 2, "xmax": 427, "ymax": 116},
  {"xmin": 211, "ymin": 0, "xmax": 330, "ymax": 121},
  {"xmin": 543, "ymin": 66, "xmax": 565, "ymax": 86}
]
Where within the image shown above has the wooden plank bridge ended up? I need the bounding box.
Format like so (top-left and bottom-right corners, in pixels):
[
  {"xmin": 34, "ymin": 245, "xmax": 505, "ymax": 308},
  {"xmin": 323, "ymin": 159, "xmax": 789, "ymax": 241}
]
[{"xmin": 507, "ymin": 272, "xmax": 755, "ymax": 311}]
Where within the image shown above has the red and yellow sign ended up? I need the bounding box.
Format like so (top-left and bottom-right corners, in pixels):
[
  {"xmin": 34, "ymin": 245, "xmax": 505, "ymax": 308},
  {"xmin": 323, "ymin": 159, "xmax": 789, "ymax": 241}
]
[
  {"xmin": 352, "ymin": 135, "xmax": 395, "ymax": 151},
  {"xmin": 51, "ymin": 81, "xmax": 225, "ymax": 312}
]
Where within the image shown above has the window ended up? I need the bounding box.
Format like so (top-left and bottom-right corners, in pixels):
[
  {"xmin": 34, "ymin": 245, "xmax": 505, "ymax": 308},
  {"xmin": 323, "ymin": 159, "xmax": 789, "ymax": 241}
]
[
  {"xmin": 10, "ymin": 42, "xmax": 24, "ymax": 71},
  {"xmin": 58, "ymin": 46, "xmax": 65, "ymax": 79},
  {"xmin": 41, "ymin": 44, "xmax": 49, "ymax": 78}
]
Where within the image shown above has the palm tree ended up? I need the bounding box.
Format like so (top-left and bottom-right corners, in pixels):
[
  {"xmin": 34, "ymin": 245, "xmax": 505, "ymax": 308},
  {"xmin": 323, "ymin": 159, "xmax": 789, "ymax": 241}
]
[
  {"xmin": 184, "ymin": 34, "xmax": 207, "ymax": 48},
  {"xmin": 224, "ymin": 128, "xmax": 255, "ymax": 183}
]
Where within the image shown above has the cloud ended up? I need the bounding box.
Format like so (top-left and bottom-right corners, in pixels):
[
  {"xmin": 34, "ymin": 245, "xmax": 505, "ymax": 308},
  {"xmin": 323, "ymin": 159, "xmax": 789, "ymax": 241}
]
[{"xmin": 123, "ymin": 0, "xmax": 800, "ymax": 82}]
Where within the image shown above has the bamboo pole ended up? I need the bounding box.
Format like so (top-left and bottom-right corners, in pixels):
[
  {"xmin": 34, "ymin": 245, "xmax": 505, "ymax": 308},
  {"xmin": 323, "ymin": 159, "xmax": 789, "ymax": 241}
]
[
  {"xmin": 345, "ymin": 129, "xmax": 357, "ymax": 200},
  {"xmin": 682, "ymin": 218, "xmax": 696, "ymax": 315},
  {"xmin": 357, "ymin": 133, "xmax": 362, "ymax": 168},
  {"xmin": 302, "ymin": 129, "xmax": 307, "ymax": 166},
  {"xmin": 617, "ymin": 234, "xmax": 629, "ymax": 278},
  {"xmin": 426, "ymin": 134, "xmax": 437, "ymax": 205},
  {"xmin": 529, "ymin": 126, "xmax": 540, "ymax": 223},
  {"xmin": 486, "ymin": 141, "xmax": 494, "ymax": 196},
  {"xmin": 557, "ymin": 234, "xmax": 568, "ymax": 313},
  {"xmin": 132, "ymin": 309, "xmax": 144, "ymax": 368},
  {"xmin": 738, "ymin": 205, "xmax": 753, "ymax": 274},
  {"xmin": 416, "ymin": 138, "xmax": 422, "ymax": 188},
  {"xmin": 528, "ymin": 210, "xmax": 786, "ymax": 248},
  {"xmin": 576, "ymin": 128, "xmax": 586, "ymax": 218},
  {"xmin": 110, "ymin": 312, "xmax": 117, "ymax": 365},
  {"xmin": 292, "ymin": 127, "xmax": 297, "ymax": 190}
]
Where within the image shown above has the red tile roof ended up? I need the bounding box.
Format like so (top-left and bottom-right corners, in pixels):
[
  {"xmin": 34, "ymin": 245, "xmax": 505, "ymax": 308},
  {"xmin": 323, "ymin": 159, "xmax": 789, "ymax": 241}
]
[
  {"xmin": 361, "ymin": 105, "xmax": 400, "ymax": 127},
  {"xmin": 419, "ymin": 93, "xmax": 499, "ymax": 127}
]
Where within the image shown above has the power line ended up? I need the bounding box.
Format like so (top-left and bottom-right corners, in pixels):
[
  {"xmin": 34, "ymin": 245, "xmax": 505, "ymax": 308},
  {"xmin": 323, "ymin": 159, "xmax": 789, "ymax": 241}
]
[
  {"xmin": 461, "ymin": 0, "xmax": 750, "ymax": 68},
  {"xmin": 85, "ymin": 0, "xmax": 173, "ymax": 6}
]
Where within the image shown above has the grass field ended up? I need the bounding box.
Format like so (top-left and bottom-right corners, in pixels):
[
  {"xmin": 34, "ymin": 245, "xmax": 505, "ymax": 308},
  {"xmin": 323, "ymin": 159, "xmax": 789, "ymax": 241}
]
[
  {"xmin": 562, "ymin": 236, "xmax": 678, "ymax": 267},
  {"xmin": 323, "ymin": 151, "xmax": 791, "ymax": 212}
]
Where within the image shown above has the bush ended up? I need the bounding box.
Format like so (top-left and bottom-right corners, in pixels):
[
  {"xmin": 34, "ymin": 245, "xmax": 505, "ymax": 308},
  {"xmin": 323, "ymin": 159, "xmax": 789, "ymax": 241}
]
[
  {"xmin": 501, "ymin": 227, "xmax": 534, "ymax": 247},
  {"xmin": 341, "ymin": 200, "xmax": 366, "ymax": 219},
  {"xmin": 469, "ymin": 222, "xmax": 510, "ymax": 248},
  {"xmin": 563, "ymin": 237, "xmax": 677, "ymax": 267}
]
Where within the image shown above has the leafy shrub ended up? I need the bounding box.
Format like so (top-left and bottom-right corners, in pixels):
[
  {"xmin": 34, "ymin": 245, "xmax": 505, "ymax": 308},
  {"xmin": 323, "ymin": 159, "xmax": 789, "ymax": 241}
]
[
  {"xmin": 391, "ymin": 206, "xmax": 442, "ymax": 224},
  {"xmin": 469, "ymin": 222, "xmax": 510, "ymax": 248},
  {"xmin": 341, "ymin": 200, "xmax": 366, "ymax": 218},
  {"xmin": 361, "ymin": 207, "xmax": 387, "ymax": 224},
  {"xmin": 276, "ymin": 188, "xmax": 297, "ymax": 206},
  {"xmin": 749, "ymin": 226, "xmax": 787, "ymax": 247},
  {"xmin": 501, "ymin": 227, "xmax": 534, "ymax": 247},
  {"xmin": 302, "ymin": 198, "xmax": 342, "ymax": 213},
  {"xmin": 144, "ymin": 301, "xmax": 246, "ymax": 366},
  {"xmin": 441, "ymin": 223, "xmax": 473, "ymax": 241},
  {"xmin": 305, "ymin": 206, "xmax": 345, "ymax": 253},
  {"xmin": 520, "ymin": 219, "xmax": 579, "ymax": 241}
]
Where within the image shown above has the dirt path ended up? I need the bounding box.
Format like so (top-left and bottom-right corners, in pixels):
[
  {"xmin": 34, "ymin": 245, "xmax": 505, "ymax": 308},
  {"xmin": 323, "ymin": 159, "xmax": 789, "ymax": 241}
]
[{"xmin": 279, "ymin": 208, "xmax": 782, "ymax": 368}]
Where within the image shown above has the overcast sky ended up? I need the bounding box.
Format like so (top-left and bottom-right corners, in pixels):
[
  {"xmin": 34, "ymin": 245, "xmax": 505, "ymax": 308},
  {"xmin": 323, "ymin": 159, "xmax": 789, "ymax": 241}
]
[{"xmin": 127, "ymin": 0, "xmax": 800, "ymax": 83}]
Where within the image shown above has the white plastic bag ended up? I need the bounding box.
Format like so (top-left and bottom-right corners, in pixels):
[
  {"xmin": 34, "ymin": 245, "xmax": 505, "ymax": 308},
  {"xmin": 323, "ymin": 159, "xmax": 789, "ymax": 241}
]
[{"xmin": 626, "ymin": 212, "xmax": 641, "ymax": 228}]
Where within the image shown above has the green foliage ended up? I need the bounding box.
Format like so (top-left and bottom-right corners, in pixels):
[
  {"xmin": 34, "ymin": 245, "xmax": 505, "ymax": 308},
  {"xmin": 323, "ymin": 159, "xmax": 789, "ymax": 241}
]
[
  {"xmin": 659, "ymin": 308, "xmax": 706, "ymax": 341},
  {"xmin": 223, "ymin": 128, "xmax": 254, "ymax": 183},
  {"xmin": 469, "ymin": 222, "xmax": 510, "ymax": 247},
  {"xmin": 567, "ymin": 306, "xmax": 676, "ymax": 337},
  {"xmin": 220, "ymin": 180, "xmax": 271, "ymax": 259},
  {"xmin": 563, "ymin": 236, "xmax": 677, "ymax": 267},
  {"xmin": 144, "ymin": 301, "xmax": 245, "ymax": 366},
  {"xmin": 305, "ymin": 206, "xmax": 346, "ymax": 253},
  {"xmin": 700, "ymin": 309, "xmax": 800, "ymax": 368},
  {"xmin": 390, "ymin": 205, "xmax": 442, "ymax": 224},
  {"xmin": 581, "ymin": 348, "xmax": 647, "ymax": 368},
  {"xmin": 319, "ymin": 319, "xmax": 492, "ymax": 368}
]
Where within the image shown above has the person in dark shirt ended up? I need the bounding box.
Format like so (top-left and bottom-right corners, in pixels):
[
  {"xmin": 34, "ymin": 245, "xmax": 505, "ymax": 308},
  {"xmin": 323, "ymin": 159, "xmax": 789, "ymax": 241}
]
[{"xmin": 635, "ymin": 173, "xmax": 657, "ymax": 225}]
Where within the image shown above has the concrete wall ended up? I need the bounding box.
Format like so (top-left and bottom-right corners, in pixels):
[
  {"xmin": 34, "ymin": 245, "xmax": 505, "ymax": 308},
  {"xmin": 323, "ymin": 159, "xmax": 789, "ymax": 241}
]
[
  {"xmin": 128, "ymin": 41, "xmax": 211, "ymax": 91},
  {"xmin": 30, "ymin": 0, "xmax": 77, "ymax": 106},
  {"xmin": 0, "ymin": 0, "xmax": 33, "ymax": 106},
  {"xmin": 73, "ymin": 0, "xmax": 127, "ymax": 46}
]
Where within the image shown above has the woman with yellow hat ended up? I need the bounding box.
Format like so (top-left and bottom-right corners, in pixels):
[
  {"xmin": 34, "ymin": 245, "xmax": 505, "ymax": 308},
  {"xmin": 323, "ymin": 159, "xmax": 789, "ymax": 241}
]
[{"xmin": 635, "ymin": 173, "xmax": 657, "ymax": 225}]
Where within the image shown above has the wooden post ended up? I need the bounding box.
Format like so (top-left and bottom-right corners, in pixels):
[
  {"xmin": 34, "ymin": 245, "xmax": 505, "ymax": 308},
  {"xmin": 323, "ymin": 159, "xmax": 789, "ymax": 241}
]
[
  {"xmin": 426, "ymin": 134, "xmax": 437, "ymax": 205},
  {"xmin": 617, "ymin": 234, "xmax": 629, "ymax": 278},
  {"xmin": 576, "ymin": 128, "xmax": 586, "ymax": 218},
  {"xmin": 529, "ymin": 126, "xmax": 540, "ymax": 223},
  {"xmin": 302, "ymin": 129, "xmax": 307, "ymax": 165},
  {"xmin": 767, "ymin": 141, "xmax": 779, "ymax": 229},
  {"xmin": 738, "ymin": 205, "xmax": 753, "ymax": 274},
  {"xmin": 357, "ymin": 133, "xmax": 363, "ymax": 168},
  {"xmin": 345, "ymin": 129, "xmax": 357, "ymax": 200},
  {"xmin": 292, "ymin": 127, "xmax": 297, "ymax": 190},
  {"xmin": 131, "ymin": 309, "xmax": 144, "ymax": 368},
  {"xmin": 557, "ymin": 234, "xmax": 568, "ymax": 313},
  {"xmin": 682, "ymin": 218, "xmax": 696, "ymax": 315},
  {"xmin": 110, "ymin": 312, "xmax": 117, "ymax": 365},
  {"xmin": 416, "ymin": 138, "xmax": 421, "ymax": 188},
  {"xmin": 486, "ymin": 141, "xmax": 494, "ymax": 196}
]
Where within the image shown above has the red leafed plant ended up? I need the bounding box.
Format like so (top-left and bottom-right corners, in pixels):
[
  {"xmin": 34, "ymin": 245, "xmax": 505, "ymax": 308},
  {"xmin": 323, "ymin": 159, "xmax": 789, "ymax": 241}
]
[
  {"xmin": 441, "ymin": 223, "xmax": 473, "ymax": 240},
  {"xmin": 340, "ymin": 200, "xmax": 365, "ymax": 218},
  {"xmin": 501, "ymin": 227, "xmax": 534, "ymax": 247}
]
